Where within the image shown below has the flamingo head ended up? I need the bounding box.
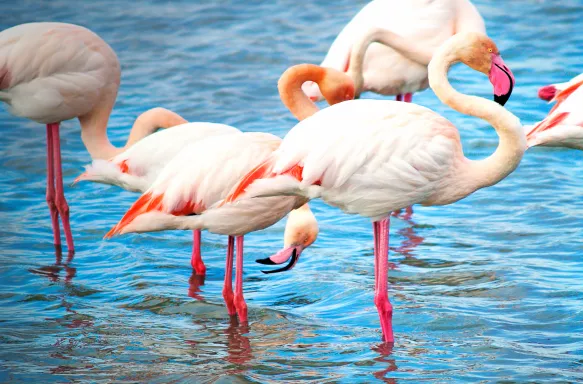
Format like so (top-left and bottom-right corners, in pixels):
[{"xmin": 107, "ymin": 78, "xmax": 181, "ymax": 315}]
[
  {"xmin": 457, "ymin": 33, "xmax": 515, "ymax": 106},
  {"xmin": 319, "ymin": 68, "xmax": 356, "ymax": 106},
  {"xmin": 256, "ymin": 204, "xmax": 319, "ymax": 274},
  {"xmin": 538, "ymin": 85, "xmax": 557, "ymax": 101}
]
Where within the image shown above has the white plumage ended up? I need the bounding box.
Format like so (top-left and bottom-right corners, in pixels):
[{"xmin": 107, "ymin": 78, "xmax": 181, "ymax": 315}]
[
  {"xmin": 302, "ymin": 0, "xmax": 485, "ymax": 99},
  {"xmin": 77, "ymin": 122, "xmax": 240, "ymax": 192},
  {"xmin": 0, "ymin": 22, "xmax": 120, "ymax": 124}
]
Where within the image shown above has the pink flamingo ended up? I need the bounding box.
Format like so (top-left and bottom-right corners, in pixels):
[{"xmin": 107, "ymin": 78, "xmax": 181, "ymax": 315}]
[
  {"xmin": 302, "ymin": 0, "xmax": 485, "ymax": 104},
  {"xmin": 104, "ymin": 66, "xmax": 354, "ymax": 322},
  {"xmin": 0, "ymin": 22, "xmax": 185, "ymax": 255},
  {"xmin": 225, "ymin": 33, "xmax": 521, "ymax": 342},
  {"xmin": 526, "ymin": 75, "xmax": 583, "ymax": 150},
  {"xmin": 74, "ymin": 121, "xmax": 240, "ymax": 274}
]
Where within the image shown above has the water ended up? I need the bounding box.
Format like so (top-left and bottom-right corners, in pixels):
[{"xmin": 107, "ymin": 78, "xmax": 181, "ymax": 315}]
[{"xmin": 1, "ymin": 0, "xmax": 582, "ymax": 382}]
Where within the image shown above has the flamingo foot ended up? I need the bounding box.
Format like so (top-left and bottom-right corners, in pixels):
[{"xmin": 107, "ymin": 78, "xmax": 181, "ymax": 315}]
[{"xmin": 190, "ymin": 230, "xmax": 206, "ymax": 274}]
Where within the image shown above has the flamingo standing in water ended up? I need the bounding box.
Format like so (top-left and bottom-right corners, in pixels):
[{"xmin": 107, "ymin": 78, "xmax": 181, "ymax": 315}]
[
  {"xmin": 74, "ymin": 121, "xmax": 240, "ymax": 274},
  {"xmin": 0, "ymin": 22, "xmax": 185, "ymax": 255},
  {"xmin": 104, "ymin": 66, "xmax": 354, "ymax": 322},
  {"xmin": 302, "ymin": 0, "xmax": 485, "ymax": 103},
  {"xmin": 225, "ymin": 33, "xmax": 521, "ymax": 342},
  {"xmin": 526, "ymin": 75, "xmax": 583, "ymax": 150}
]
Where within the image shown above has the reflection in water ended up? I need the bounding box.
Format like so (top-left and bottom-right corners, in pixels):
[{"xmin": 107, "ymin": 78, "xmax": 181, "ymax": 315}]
[
  {"xmin": 29, "ymin": 252, "xmax": 76, "ymax": 283},
  {"xmin": 187, "ymin": 271, "xmax": 206, "ymax": 301},
  {"xmin": 224, "ymin": 319, "xmax": 253, "ymax": 366},
  {"xmin": 393, "ymin": 216, "xmax": 425, "ymax": 259},
  {"xmin": 372, "ymin": 343, "xmax": 398, "ymax": 384}
]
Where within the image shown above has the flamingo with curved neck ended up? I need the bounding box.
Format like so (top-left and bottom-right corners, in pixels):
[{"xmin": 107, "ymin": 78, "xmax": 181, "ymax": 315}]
[
  {"xmin": 225, "ymin": 32, "xmax": 523, "ymax": 342},
  {"xmin": 256, "ymin": 64, "xmax": 354, "ymax": 271},
  {"xmin": 302, "ymin": 0, "xmax": 485, "ymax": 103},
  {"xmin": 0, "ymin": 22, "xmax": 186, "ymax": 256}
]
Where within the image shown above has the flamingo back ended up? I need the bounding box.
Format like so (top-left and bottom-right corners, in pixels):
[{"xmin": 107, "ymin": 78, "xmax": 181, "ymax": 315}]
[{"xmin": 0, "ymin": 22, "xmax": 120, "ymax": 124}]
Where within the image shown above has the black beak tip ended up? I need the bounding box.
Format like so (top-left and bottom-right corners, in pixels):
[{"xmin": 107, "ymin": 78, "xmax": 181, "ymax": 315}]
[
  {"xmin": 260, "ymin": 249, "xmax": 298, "ymax": 275},
  {"xmin": 494, "ymin": 93, "xmax": 510, "ymax": 106},
  {"xmin": 256, "ymin": 257, "xmax": 277, "ymax": 265}
]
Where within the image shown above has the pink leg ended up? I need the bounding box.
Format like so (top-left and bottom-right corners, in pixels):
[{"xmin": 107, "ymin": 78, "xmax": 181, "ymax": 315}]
[
  {"xmin": 45, "ymin": 125, "xmax": 61, "ymax": 249},
  {"xmin": 50, "ymin": 123, "xmax": 74, "ymax": 255},
  {"xmin": 404, "ymin": 93, "xmax": 413, "ymax": 103},
  {"xmin": 395, "ymin": 94, "xmax": 403, "ymax": 102},
  {"xmin": 190, "ymin": 230, "xmax": 206, "ymax": 274},
  {"xmin": 373, "ymin": 218, "xmax": 394, "ymax": 343},
  {"xmin": 222, "ymin": 236, "xmax": 236, "ymax": 316},
  {"xmin": 234, "ymin": 236, "xmax": 248, "ymax": 323}
]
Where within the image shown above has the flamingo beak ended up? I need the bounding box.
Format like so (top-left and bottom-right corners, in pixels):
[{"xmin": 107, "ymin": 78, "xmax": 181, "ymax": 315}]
[
  {"xmin": 489, "ymin": 54, "xmax": 515, "ymax": 106},
  {"xmin": 256, "ymin": 245, "xmax": 303, "ymax": 274}
]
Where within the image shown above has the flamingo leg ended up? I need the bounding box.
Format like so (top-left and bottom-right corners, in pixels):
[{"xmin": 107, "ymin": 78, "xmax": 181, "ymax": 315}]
[
  {"xmin": 234, "ymin": 235, "xmax": 248, "ymax": 323},
  {"xmin": 50, "ymin": 123, "xmax": 75, "ymax": 255},
  {"xmin": 404, "ymin": 93, "xmax": 413, "ymax": 103},
  {"xmin": 190, "ymin": 229, "xmax": 206, "ymax": 274},
  {"xmin": 373, "ymin": 217, "xmax": 394, "ymax": 343},
  {"xmin": 45, "ymin": 124, "xmax": 61, "ymax": 252},
  {"xmin": 401, "ymin": 94, "xmax": 414, "ymax": 216},
  {"xmin": 222, "ymin": 236, "xmax": 236, "ymax": 316}
]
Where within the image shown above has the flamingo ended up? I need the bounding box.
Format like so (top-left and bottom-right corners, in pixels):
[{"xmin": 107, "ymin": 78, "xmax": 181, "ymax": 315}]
[
  {"xmin": 224, "ymin": 32, "xmax": 521, "ymax": 342},
  {"xmin": 103, "ymin": 66, "xmax": 354, "ymax": 322},
  {"xmin": 537, "ymin": 73, "xmax": 583, "ymax": 101},
  {"xmin": 74, "ymin": 121, "xmax": 240, "ymax": 274},
  {"xmin": 526, "ymin": 75, "xmax": 583, "ymax": 150},
  {"xmin": 302, "ymin": 0, "xmax": 485, "ymax": 103},
  {"xmin": 0, "ymin": 22, "xmax": 185, "ymax": 256}
]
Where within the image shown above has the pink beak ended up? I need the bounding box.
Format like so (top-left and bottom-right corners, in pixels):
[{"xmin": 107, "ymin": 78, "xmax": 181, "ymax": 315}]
[
  {"xmin": 538, "ymin": 85, "xmax": 557, "ymax": 101},
  {"xmin": 256, "ymin": 245, "xmax": 304, "ymax": 274},
  {"xmin": 489, "ymin": 54, "xmax": 515, "ymax": 106}
]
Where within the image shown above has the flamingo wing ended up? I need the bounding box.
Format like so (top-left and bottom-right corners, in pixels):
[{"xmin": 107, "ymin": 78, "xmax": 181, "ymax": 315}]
[{"xmin": 107, "ymin": 132, "xmax": 282, "ymax": 236}]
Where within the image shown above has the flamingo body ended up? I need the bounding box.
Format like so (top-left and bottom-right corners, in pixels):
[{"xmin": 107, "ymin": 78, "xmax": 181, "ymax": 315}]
[
  {"xmin": 0, "ymin": 22, "xmax": 119, "ymax": 124},
  {"xmin": 302, "ymin": 0, "xmax": 485, "ymax": 100},
  {"xmin": 108, "ymin": 132, "xmax": 305, "ymax": 237}
]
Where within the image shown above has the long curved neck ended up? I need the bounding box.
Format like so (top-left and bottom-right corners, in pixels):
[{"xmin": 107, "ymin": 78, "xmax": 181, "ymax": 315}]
[
  {"xmin": 428, "ymin": 44, "xmax": 525, "ymax": 191},
  {"xmin": 278, "ymin": 64, "xmax": 326, "ymax": 120},
  {"xmin": 79, "ymin": 93, "xmax": 188, "ymax": 160},
  {"xmin": 347, "ymin": 28, "xmax": 434, "ymax": 94}
]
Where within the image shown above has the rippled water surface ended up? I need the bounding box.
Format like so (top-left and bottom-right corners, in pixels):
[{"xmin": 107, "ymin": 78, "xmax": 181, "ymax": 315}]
[{"xmin": 1, "ymin": 1, "xmax": 583, "ymax": 382}]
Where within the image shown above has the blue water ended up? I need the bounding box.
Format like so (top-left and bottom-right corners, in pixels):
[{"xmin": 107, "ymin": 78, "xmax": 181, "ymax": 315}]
[{"xmin": 1, "ymin": 0, "xmax": 582, "ymax": 382}]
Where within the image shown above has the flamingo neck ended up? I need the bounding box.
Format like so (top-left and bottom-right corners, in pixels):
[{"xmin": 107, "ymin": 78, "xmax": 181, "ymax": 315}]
[
  {"xmin": 428, "ymin": 41, "xmax": 525, "ymax": 192},
  {"xmin": 347, "ymin": 28, "xmax": 434, "ymax": 96},
  {"xmin": 80, "ymin": 98, "xmax": 188, "ymax": 160},
  {"xmin": 278, "ymin": 64, "xmax": 326, "ymax": 120}
]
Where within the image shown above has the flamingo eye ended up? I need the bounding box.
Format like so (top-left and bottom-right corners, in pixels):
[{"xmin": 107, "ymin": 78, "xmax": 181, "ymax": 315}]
[{"xmin": 488, "ymin": 48, "xmax": 493, "ymax": 53}]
